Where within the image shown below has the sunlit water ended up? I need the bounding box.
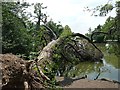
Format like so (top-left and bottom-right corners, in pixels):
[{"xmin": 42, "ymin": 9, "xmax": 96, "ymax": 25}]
[{"xmin": 66, "ymin": 43, "xmax": 120, "ymax": 82}]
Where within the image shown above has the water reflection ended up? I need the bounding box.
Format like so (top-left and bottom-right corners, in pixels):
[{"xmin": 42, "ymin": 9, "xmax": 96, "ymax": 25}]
[
  {"xmin": 66, "ymin": 43, "xmax": 120, "ymax": 82},
  {"xmin": 66, "ymin": 61, "xmax": 103, "ymax": 78}
]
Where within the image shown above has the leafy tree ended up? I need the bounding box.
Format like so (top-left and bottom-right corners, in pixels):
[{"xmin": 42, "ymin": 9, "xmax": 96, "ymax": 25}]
[
  {"xmin": 86, "ymin": 1, "xmax": 120, "ymax": 42},
  {"xmin": 46, "ymin": 20, "xmax": 64, "ymax": 38},
  {"xmin": 60, "ymin": 25, "xmax": 72, "ymax": 37},
  {"xmin": 2, "ymin": 2, "xmax": 31, "ymax": 57},
  {"xmin": 115, "ymin": 1, "xmax": 120, "ymax": 41},
  {"xmin": 33, "ymin": 3, "xmax": 47, "ymax": 30}
]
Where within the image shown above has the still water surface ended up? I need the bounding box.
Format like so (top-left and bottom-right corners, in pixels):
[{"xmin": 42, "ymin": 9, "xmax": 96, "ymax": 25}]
[{"xmin": 67, "ymin": 43, "xmax": 120, "ymax": 82}]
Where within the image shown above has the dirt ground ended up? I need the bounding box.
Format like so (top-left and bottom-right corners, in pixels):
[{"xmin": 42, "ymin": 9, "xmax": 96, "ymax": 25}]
[{"xmin": 55, "ymin": 76, "xmax": 120, "ymax": 88}]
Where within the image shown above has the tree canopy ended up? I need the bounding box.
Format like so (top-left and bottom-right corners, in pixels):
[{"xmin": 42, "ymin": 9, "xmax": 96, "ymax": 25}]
[{"xmin": 85, "ymin": 1, "xmax": 120, "ymax": 43}]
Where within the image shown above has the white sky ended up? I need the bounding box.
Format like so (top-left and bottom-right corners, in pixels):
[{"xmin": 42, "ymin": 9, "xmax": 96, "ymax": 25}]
[{"xmin": 22, "ymin": 0, "xmax": 116, "ymax": 34}]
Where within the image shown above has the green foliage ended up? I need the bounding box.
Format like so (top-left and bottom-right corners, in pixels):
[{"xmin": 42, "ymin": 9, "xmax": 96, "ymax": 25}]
[
  {"xmin": 43, "ymin": 63, "xmax": 58, "ymax": 88},
  {"xmin": 98, "ymin": 1, "xmax": 120, "ymax": 40},
  {"xmin": 2, "ymin": 2, "xmax": 31, "ymax": 57},
  {"xmin": 32, "ymin": 62, "xmax": 58, "ymax": 88},
  {"xmin": 87, "ymin": 1, "xmax": 120, "ymax": 43},
  {"xmin": 106, "ymin": 42, "xmax": 120, "ymax": 55},
  {"xmin": 60, "ymin": 25, "xmax": 72, "ymax": 37},
  {"xmin": 102, "ymin": 17, "xmax": 115, "ymax": 32},
  {"xmin": 46, "ymin": 20, "xmax": 64, "ymax": 38},
  {"xmin": 33, "ymin": 3, "xmax": 47, "ymax": 30},
  {"xmin": 52, "ymin": 38, "xmax": 72, "ymax": 76},
  {"xmin": 2, "ymin": 2, "xmax": 52, "ymax": 59},
  {"xmin": 52, "ymin": 37, "xmax": 88, "ymax": 76},
  {"xmin": 93, "ymin": 34, "xmax": 105, "ymax": 43},
  {"xmin": 99, "ymin": 4, "xmax": 114, "ymax": 16}
]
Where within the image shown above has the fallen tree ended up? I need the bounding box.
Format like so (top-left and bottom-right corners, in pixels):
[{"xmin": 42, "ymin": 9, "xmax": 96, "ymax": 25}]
[
  {"xmin": 36, "ymin": 32, "xmax": 103, "ymax": 76},
  {"xmin": 1, "ymin": 25, "xmax": 104, "ymax": 89}
]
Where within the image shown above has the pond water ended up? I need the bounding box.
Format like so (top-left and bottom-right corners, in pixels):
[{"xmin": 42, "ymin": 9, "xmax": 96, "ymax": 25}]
[{"xmin": 66, "ymin": 43, "xmax": 120, "ymax": 82}]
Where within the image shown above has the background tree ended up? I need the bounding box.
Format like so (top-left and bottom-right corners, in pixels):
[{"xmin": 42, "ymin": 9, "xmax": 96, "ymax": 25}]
[
  {"xmin": 85, "ymin": 1, "xmax": 120, "ymax": 42},
  {"xmin": 46, "ymin": 20, "xmax": 64, "ymax": 38},
  {"xmin": 60, "ymin": 25, "xmax": 72, "ymax": 37},
  {"xmin": 2, "ymin": 2, "xmax": 32, "ymax": 58}
]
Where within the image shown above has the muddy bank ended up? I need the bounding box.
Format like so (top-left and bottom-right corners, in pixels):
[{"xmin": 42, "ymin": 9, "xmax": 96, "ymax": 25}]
[{"xmin": 55, "ymin": 76, "xmax": 120, "ymax": 88}]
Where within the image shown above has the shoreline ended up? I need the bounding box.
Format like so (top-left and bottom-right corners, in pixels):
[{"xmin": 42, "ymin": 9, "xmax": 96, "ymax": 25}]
[{"xmin": 56, "ymin": 76, "xmax": 120, "ymax": 88}]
